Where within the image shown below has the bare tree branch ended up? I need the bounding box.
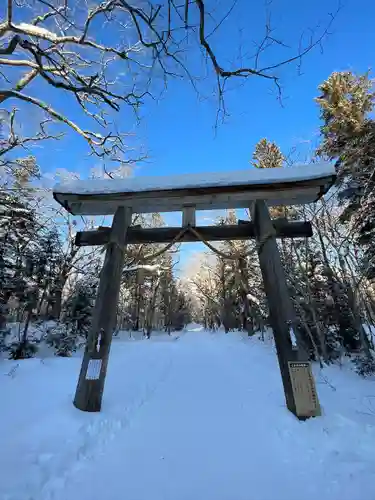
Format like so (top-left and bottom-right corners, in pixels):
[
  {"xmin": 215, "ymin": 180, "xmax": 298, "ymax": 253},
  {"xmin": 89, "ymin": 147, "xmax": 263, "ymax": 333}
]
[
  {"xmin": 7, "ymin": 0, "xmax": 13, "ymax": 25},
  {"xmin": 0, "ymin": 0, "xmax": 341, "ymax": 161},
  {"xmin": 0, "ymin": 35, "xmax": 20, "ymax": 55}
]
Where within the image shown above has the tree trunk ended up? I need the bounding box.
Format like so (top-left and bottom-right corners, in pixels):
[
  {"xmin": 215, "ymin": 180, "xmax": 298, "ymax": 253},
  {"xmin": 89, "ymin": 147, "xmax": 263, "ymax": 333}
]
[
  {"xmin": 146, "ymin": 276, "xmax": 160, "ymax": 338},
  {"xmin": 51, "ymin": 246, "xmax": 79, "ymax": 320},
  {"xmin": 36, "ymin": 280, "xmax": 49, "ymax": 316},
  {"xmin": 21, "ymin": 306, "xmax": 32, "ymax": 345},
  {"xmin": 51, "ymin": 269, "xmax": 69, "ymax": 320},
  {"xmin": 132, "ymin": 281, "xmax": 142, "ymax": 331}
]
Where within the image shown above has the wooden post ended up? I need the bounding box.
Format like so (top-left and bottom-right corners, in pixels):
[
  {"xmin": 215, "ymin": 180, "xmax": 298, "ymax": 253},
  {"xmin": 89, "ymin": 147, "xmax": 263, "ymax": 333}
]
[
  {"xmin": 73, "ymin": 206, "xmax": 132, "ymax": 412},
  {"xmin": 182, "ymin": 206, "xmax": 196, "ymax": 227},
  {"xmin": 251, "ymin": 200, "xmax": 315, "ymax": 418},
  {"xmin": 75, "ymin": 221, "xmax": 313, "ymax": 247}
]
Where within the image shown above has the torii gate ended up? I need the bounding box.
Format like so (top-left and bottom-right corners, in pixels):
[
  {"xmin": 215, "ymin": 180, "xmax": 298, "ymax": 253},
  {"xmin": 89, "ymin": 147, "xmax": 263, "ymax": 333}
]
[{"xmin": 53, "ymin": 163, "xmax": 335, "ymax": 419}]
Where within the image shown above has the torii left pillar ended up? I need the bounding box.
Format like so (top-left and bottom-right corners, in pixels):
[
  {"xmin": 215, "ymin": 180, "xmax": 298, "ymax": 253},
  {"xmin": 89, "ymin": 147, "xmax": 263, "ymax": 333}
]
[{"xmin": 73, "ymin": 206, "xmax": 132, "ymax": 412}]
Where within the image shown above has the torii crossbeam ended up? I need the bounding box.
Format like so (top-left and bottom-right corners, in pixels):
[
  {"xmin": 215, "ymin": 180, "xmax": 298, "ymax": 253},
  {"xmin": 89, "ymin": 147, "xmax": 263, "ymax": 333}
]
[{"xmin": 53, "ymin": 163, "xmax": 336, "ymax": 419}]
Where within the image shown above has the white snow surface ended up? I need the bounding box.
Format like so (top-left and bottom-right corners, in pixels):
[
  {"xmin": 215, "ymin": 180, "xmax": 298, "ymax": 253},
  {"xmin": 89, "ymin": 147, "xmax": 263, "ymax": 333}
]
[
  {"xmin": 53, "ymin": 163, "xmax": 335, "ymax": 195},
  {"xmin": 2, "ymin": 328, "xmax": 375, "ymax": 500}
]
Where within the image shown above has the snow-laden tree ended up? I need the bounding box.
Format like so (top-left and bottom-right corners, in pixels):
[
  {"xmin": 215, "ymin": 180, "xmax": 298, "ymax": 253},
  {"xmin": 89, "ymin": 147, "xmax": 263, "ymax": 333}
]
[
  {"xmin": 185, "ymin": 209, "xmax": 266, "ymax": 334},
  {"xmin": 0, "ymin": 155, "xmax": 43, "ymax": 357},
  {"xmin": 316, "ymin": 71, "xmax": 375, "ymax": 279},
  {"xmin": 46, "ymin": 273, "xmax": 98, "ymax": 356},
  {"xmin": 313, "ymin": 70, "xmax": 375, "ymax": 370},
  {"xmin": 115, "ymin": 212, "xmax": 192, "ymax": 335},
  {"xmin": 252, "ymin": 138, "xmax": 298, "ymax": 219},
  {"xmin": 252, "ymin": 138, "xmax": 284, "ymax": 170},
  {"xmin": 279, "ymin": 196, "xmax": 375, "ymax": 367}
]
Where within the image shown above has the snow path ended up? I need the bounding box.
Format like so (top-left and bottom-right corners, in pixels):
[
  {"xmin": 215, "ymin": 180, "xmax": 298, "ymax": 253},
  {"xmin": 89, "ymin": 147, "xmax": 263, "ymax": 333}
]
[
  {"xmin": 2, "ymin": 330, "xmax": 375, "ymax": 500},
  {"xmin": 1, "ymin": 337, "xmax": 178, "ymax": 500}
]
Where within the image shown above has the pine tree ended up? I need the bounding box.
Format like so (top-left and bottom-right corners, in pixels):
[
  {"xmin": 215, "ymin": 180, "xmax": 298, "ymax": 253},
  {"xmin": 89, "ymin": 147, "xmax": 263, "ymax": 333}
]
[
  {"xmin": 315, "ymin": 71, "xmax": 375, "ymax": 278},
  {"xmin": 316, "ymin": 72, "xmax": 374, "ymax": 158},
  {"xmin": 0, "ymin": 192, "xmax": 35, "ymax": 302},
  {"xmin": 251, "ymin": 138, "xmax": 296, "ymax": 219},
  {"xmin": 252, "ymin": 138, "xmax": 284, "ymax": 169},
  {"xmin": 315, "ymin": 71, "xmax": 375, "ymax": 371},
  {"xmin": 0, "ymin": 158, "xmax": 41, "ymax": 358},
  {"xmin": 66, "ymin": 279, "xmax": 97, "ymax": 336},
  {"xmin": 0, "ymin": 157, "xmax": 40, "ymax": 292},
  {"xmin": 32, "ymin": 227, "xmax": 64, "ymax": 317},
  {"xmin": 171, "ymin": 287, "xmax": 191, "ymax": 330},
  {"xmin": 46, "ymin": 277, "xmax": 97, "ymax": 356}
]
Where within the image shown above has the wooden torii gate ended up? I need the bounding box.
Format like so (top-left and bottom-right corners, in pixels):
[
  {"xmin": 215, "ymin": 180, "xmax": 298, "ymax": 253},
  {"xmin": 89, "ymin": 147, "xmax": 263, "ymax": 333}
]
[{"xmin": 53, "ymin": 163, "xmax": 335, "ymax": 419}]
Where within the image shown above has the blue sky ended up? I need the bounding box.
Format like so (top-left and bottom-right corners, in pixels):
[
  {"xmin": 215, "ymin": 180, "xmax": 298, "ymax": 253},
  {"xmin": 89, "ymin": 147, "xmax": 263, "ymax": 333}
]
[
  {"xmin": 3, "ymin": 0, "xmax": 375, "ymax": 272},
  {"xmin": 13, "ymin": 0, "xmax": 374, "ymax": 179}
]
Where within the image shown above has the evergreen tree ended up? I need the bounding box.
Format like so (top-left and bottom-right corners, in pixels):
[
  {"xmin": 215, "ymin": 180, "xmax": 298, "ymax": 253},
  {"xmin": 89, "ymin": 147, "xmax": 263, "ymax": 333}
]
[
  {"xmin": 32, "ymin": 227, "xmax": 64, "ymax": 317},
  {"xmin": 252, "ymin": 138, "xmax": 284, "ymax": 169},
  {"xmin": 0, "ymin": 158, "xmax": 42, "ymax": 359},
  {"xmin": 0, "ymin": 192, "xmax": 35, "ymax": 303},
  {"xmin": 251, "ymin": 138, "xmax": 296, "ymax": 219},
  {"xmin": 65, "ymin": 279, "xmax": 97, "ymax": 337},
  {"xmin": 315, "ymin": 71, "xmax": 375, "ymax": 371},
  {"xmin": 316, "ymin": 71, "xmax": 375, "ymax": 278},
  {"xmin": 46, "ymin": 277, "xmax": 97, "ymax": 356}
]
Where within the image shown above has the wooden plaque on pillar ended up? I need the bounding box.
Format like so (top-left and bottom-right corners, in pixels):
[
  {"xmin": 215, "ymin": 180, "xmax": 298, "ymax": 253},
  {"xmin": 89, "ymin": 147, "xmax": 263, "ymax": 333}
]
[{"xmin": 288, "ymin": 361, "xmax": 321, "ymax": 419}]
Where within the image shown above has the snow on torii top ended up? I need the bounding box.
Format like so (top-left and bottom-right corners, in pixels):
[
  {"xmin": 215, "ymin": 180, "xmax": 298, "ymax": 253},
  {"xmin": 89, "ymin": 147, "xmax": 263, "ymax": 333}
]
[{"xmin": 53, "ymin": 163, "xmax": 336, "ymax": 216}]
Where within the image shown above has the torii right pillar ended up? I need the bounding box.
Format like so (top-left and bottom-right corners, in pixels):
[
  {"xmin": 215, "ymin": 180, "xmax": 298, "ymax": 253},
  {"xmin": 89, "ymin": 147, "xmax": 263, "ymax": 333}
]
[{"xmin": 251, "ymin": 200, "xmax": 321, "ymax": 419}]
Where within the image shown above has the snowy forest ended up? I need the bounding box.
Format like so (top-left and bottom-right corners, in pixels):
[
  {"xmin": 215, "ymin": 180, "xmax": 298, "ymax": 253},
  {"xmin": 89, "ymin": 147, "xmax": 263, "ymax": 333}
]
[
  {"xmin": 0, "ymin": 0, "xmax": 375, "ymax": 376},
  {"xmin": 2, "ymin": 2, "xmax": 375, "ymax": 499},
  {"xmin": 2, "ymin": 70, "xmax": 375, "ymax": 377}
]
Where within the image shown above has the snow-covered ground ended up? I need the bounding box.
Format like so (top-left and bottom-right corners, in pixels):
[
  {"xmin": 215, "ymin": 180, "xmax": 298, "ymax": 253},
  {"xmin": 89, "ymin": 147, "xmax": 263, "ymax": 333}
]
[{"xmin": 1, "ymin": 327, "xmax": 375, "ymax": 500}]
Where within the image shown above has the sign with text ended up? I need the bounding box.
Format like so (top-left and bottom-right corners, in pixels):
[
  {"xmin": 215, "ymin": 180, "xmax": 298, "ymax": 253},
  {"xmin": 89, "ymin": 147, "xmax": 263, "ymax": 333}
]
[
  {"xmin": 85, "ymin": 359, "xmax": 102, "ymax": 380},
  {"xmin": 288, "ymin": 361, "xmax": 321, "ymax": 418}
]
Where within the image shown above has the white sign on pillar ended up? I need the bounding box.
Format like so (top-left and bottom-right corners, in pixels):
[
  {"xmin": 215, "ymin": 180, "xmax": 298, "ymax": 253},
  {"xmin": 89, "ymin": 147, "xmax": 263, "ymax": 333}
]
[{"xmin": 85, "ymin": 359, "xmax": 102, "ymax": 380}]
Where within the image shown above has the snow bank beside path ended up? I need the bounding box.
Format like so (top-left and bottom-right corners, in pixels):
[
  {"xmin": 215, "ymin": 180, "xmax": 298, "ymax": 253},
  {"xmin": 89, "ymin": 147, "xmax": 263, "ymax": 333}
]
[{"xmin": 1, "ymin": 330, "xmax": 375, "ymax": 500}]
